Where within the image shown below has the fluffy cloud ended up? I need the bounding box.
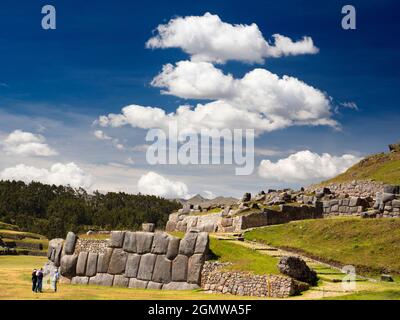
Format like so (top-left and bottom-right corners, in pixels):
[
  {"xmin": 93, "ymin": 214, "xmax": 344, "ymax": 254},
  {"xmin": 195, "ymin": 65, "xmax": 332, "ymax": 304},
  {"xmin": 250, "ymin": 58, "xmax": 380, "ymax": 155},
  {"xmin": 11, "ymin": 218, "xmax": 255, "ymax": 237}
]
[
  {"xmin": 146, "ymin": 13, "xmax": 318, "ymax": 63},
  {"xmin": 2, "ymin": 130, "xmax": 58, "ymax": 157},
  {"xmin": 137, "ymin": 171, "xmax": 190, "ymax": 198},
  {"xmin": 258, "ymin": 150, "xmax": 362, "ymax": 183},
  {"xmin": 0, "ymin": 162, "xmax": 93, "ymax": 189},
  {"xmin": 99, "ymin": 61, "xmax": 337, "ymax": 134},
  {"xmin": 93, "ymin": 130, "xmax": 125, "ymax": 150}
]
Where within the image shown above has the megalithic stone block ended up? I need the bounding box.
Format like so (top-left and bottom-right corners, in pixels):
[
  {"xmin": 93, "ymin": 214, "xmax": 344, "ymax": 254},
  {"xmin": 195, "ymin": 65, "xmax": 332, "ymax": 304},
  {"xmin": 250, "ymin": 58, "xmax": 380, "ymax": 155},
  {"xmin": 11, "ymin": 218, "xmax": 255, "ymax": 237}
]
[
  {"xmin": 147, "ymin": 281, "xmax": 163, "ymax": 289},
  {"xmin": 76, "ymin": 252, "xmax": 88, "ymax": 276},
  {"xmin": 194, "ymin": 232, "xmax": 209, "ymax": 255},
  {"xmin": 128, "ymin": 278, "xmax": 148, "ymax": 289},
  {"xmin": 137, "ymin": 253, "xmax": 156, "ymax": 281},
  {"xmin": 166, "ymin": 236, "xmax": 180, "ymax": 260},
  {"xmin": 108, "ymin": 231, "xmax": 125, "ymax": 248},
  {"xmin": 135, "ymin": 232, "xmax": 154, "ymax": 254},
  {"xmin": 71, "ymin": 276, "xmax": 89, "ymax": 285},
  {"xmin": 151, "ymin": 232, "xmax": 170, "ymax": 254},
  {"xmin": 64, "ymin": 232, "xmax": 77, "ymax": 255},
  {"xmin": 162, "ymin": 282, "xmax": 200, "ymax": 290},
  {"xmin": 187, "ymin": 254, "xmax": 205, "ymax": 284},
  {"xmin": 108, "ymin": 249, "xmax": 128, "ymax": 275},
  {"xmin": 124, "ymin": 253, "xmax": 141, "ymax": 278},
  {"xmin": 113, "ymin": 275, "xmax": 129, "ymax": 287},
  {"xmin": 89, "ymin": 273, "xmax": 114, "ymax": 286},
  {"xmin": 152, "ymin": 255, "xmax": 171, "ymax": 283},
  {"xmin": 97, "ymin": 248, "xmax": 113, "ymax": 273},
  {"xmin": 86, "ymin": 252, "xmax": 98, "ymax": 277},
  {"xmin": 60, "ymin": 254, "xmax": 78, "ymax": 277},
  {"xmin": 171, "ymin": 254, "xmax": 188, "ymax": 282},
  {"xmin": 179, "ymin": 231, "xmax": 198, "ymax": 256},
  {"xmin": 123, "ymin": 231, "xmax": 137, "ymax": 253}
]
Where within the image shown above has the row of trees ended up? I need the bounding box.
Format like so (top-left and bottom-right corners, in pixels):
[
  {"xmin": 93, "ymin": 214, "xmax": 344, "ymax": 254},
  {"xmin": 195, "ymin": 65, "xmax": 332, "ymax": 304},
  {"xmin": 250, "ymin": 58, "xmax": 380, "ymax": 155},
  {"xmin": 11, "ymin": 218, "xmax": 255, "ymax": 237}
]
[{"xmin": 0, "ymin": 180, "xmax": 181, "ymax": 239}]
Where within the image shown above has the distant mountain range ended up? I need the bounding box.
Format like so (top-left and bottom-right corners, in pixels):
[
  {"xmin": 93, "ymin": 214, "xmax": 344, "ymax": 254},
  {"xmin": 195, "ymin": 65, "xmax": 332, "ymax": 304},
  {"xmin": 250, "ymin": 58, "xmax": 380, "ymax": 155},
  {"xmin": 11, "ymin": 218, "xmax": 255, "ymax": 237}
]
[{"xmin": 175, "ymin": 194, "xmax": 238, "ymax": 208}]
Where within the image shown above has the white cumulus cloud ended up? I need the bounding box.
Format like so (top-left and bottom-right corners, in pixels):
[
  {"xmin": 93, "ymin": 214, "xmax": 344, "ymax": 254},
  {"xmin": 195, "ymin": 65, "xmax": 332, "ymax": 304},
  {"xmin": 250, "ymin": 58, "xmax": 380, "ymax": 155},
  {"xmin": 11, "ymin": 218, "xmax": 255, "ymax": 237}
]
[
  {"xmin": 137, "ymin": 171, "xmax": 190, "ymax": 199},
  {"xmin": 2, "ymin": 130, "xmax": 58, "ymax": 157},
  {"xmin": 0, "ymin": 162, "xmax": 93, "ymax": 189},
  {"xmin": 258, "ymin": 150, "xmax": 362, "ymax": 183},
  {"xmin": 98, "ymin": 61, "xmax": 337, "ymax": 135},
  {"xmin": 146, "ymin": 12, "xmax": 318, "ymax": 64}
]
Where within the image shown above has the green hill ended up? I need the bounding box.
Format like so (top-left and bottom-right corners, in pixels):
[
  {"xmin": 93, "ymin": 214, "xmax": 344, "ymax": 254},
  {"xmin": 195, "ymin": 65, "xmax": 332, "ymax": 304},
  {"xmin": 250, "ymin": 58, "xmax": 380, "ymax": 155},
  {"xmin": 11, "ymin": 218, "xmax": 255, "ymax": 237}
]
[
  {"xmin": 321, "ymin": 143, "xmax": 400, "ymax": 185},
  {"xmin": 244, "ymin": 218, "xmax": 400, "ymax": 276}
]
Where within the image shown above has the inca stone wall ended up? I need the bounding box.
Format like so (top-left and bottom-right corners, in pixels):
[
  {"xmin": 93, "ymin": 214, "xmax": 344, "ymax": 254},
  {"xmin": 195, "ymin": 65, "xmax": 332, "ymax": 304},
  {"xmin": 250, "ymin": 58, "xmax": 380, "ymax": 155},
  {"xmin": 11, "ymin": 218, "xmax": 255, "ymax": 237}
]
[
  {"xmin": 46, "ymin": 228, "xmax": 209, "ymax": 290},
  {"xmin": 306, "ymin": 180, "xmax": 384, "ymax": 198},
  {"xmin": 166, "ymin": 204, "xmax": 322, "ymax": 233},
  {"xmin": 201, "ymin": 261, "xmax": 305, "ymax": 298},
  {"xmin": 372, "ymin": 186, "xmax": 400, "ymax": 217},
  {"xmin": 321, "ymin": 197, "xmax": 372, "ymax": 216}
]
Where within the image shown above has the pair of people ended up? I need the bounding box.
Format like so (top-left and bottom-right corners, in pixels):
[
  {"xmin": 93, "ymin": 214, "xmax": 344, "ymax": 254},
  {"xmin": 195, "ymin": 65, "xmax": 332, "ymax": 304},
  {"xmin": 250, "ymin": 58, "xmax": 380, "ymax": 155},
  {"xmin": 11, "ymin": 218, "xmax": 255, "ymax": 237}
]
[
  {"xmin": 31, "ymin": 268, "xmax": 59, "ymax": 293},
  {"xmin": 31, "ymin": 268, "xmax": 43, "ymax": 292}
]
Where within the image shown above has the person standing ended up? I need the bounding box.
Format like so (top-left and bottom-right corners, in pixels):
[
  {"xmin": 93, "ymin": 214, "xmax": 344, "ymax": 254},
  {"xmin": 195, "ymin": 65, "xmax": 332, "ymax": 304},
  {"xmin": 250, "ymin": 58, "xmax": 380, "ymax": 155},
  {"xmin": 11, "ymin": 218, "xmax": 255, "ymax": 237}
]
[
  {"xmin": 36, "ymin": 268, "xmax": 44, "ymax": 293},
  {"xmin": 51, "ymin": 269, "xmax": 60, "ymax": 292},
  {"xmin": 31, "ymin": 269, "xmax": 37, "ymax": 292}
]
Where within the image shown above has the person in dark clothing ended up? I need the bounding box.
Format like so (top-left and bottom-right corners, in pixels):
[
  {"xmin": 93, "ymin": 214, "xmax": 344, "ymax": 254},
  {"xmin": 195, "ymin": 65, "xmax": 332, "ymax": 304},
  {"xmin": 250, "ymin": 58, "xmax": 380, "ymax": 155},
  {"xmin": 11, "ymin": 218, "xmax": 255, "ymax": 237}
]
[
  {"xmin": 35, "ymin": 268, "xmax": 44, "ymax": 293},
  {"xmin": 31, "ymin": 269, "xmax": 37, "ymax": 292}
]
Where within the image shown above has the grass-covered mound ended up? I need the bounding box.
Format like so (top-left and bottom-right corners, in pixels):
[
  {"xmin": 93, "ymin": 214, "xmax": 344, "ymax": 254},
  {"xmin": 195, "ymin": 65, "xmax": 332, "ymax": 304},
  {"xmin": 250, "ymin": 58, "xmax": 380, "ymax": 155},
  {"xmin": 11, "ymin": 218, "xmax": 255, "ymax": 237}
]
[
  {"xmin": 244, "ymin": 218, "xmax": 400, "ymax": 275},
  {"xmin": 320, "ymin": 145, "xmax": 400, "ymax": 185}
]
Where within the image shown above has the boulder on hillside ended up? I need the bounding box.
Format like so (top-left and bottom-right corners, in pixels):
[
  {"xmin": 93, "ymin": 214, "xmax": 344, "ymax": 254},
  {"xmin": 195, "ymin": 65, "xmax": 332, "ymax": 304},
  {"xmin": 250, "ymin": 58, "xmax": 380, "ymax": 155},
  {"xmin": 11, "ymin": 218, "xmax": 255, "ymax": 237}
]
[{"xmin": 278, "ymin": 256, "xmax": 318, "ymax": 285}]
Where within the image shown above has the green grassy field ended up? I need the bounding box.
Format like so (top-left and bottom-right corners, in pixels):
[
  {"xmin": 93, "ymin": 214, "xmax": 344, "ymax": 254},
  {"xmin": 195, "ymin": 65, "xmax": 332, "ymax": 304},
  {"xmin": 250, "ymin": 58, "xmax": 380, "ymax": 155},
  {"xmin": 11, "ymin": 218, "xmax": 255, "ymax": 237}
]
[
  {"xmin": 244, "ymin": 218, "xmax": 400, "ymax": 276},
  {"xmin": 0, "ymin": 255, "xmax": 260, "ymax": 300}
]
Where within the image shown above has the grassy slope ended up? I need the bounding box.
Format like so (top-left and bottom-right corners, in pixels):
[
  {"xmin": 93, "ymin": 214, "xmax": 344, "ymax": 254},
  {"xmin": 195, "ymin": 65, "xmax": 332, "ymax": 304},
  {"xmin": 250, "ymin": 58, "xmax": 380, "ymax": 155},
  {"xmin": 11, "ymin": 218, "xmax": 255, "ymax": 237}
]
[
  {"xmin": 320, "ymin": 149, "xmax": 400, "ymax": 185},
  {"xmin": 244, "ymin": 218, "xmax": 400, "ymax": 275},
  {"xmin": 169, "ymin": 231, "xmax": 279, "ymax": 275}
]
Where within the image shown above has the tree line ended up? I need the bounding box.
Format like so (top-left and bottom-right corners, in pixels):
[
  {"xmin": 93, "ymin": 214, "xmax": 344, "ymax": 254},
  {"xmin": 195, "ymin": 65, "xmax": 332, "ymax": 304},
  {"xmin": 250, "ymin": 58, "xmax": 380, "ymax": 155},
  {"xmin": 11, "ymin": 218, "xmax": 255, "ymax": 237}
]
[{"xmin": 0, "ymin": 180, "xmax": 181, "ymax": 239}]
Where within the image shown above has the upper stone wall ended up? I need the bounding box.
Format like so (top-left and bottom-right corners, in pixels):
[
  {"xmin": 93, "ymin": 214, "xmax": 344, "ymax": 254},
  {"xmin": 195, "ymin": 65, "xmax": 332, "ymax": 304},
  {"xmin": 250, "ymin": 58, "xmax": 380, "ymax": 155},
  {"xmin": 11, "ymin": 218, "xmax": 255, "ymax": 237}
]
[
  {"xmin": 46, "ymin": 228, "xmax": 209, "ymax": 290},
  {"xmin": 306, "ymin": 180, "xmax": 384, "ymax": 199}
]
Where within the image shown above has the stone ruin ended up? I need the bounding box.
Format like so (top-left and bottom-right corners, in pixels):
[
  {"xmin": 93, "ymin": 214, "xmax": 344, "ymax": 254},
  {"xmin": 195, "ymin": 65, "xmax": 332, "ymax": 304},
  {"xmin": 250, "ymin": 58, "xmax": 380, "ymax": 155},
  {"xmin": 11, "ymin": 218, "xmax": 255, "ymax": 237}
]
[{"xmin": 45, "ymin": 227, "xmax": 209, "ymax": 290}]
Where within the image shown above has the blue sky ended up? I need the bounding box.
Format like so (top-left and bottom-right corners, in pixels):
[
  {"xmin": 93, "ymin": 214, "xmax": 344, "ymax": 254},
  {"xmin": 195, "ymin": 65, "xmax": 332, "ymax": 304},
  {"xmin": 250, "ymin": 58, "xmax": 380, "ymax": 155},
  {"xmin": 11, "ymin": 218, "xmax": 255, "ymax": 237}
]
[{"xmin": 0, "ymin": 0, "xmax": 399, "ymax": 198}]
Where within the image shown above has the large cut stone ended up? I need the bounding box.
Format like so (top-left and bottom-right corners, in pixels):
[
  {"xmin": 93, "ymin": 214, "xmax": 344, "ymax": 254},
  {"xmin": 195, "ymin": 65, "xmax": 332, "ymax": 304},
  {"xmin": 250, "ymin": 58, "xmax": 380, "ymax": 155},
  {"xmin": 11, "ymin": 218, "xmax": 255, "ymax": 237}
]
[
  {"xmin": 166, "ymin": 236, "xmax": 180, "ymax": 260},
  {"xmin": 392, "ymin": 200, "xmax": 400, "ymax": 208},
  {"xmin": 108, "ymin": 248, "xmax": 128, "ymax": 274},
  {"xmin": 147, "ymin": 281, "xmax": 163, "ymax": 290},
  {"xmin": 89, "ymin": 273, "xmax": 114, "ymax": 286},
  {"xmin": 142, "ymin": 223, "xmax": 155, "ymax": 232},
  {"xmin": 136, "ymin": 232, "xmax": 154, "ymax": 254},
  {"xmin": 187, "ymin": 254, "xmax": 204, "ymax": 284},
  {"xmin": 86, "ymin": 252, "xmax": 98, "ymax": 277},
  {"xmin": 165, "ymin": 221, "xmax": 177, "ymax": 232},
  {"xmin": 128, "ymin": 278, "xmax": 148, "ymax": 289},
  {"xmin": 152, "ymin": 255, "xmax": 171, "ymax": 283},
  {"xmin": 137, "ymin": 253, "xmax": 156, "ymax": 281},
  {"xmin": 54, "ymin": 243, "xmax": 63, "ymax": 267},
  {"xmin": 76, "ymin": 251, "xmax": 88, "ymax": 276},
  {"xmin": 278, "ymin": 256, "xmax": 318, "ymax": 285},
  {"xmin": 108, "ymin": 231, "xmax": 125, "ymax": 248},
  {"xmin": 349, "ymin": 197, "xmax": 361, "ymax": 207},
  {"xmin": 179, "ymin": 231, "xmax": 198, "ymax": 256},
  {"xmin": 194, "ymin": 232, "xmax": 209, "ymax": 255},
  {"xmin": 113, "ymin": 275, "xmax": 129, "ymax": 287},
  {"xmin": 48, "ymin": 238, "xmax": 63, "ymax": 259},
  {"xmin": 124, "ymin": 253, "xmax": 141, "ymax": 278},
  {"xmin": 151, "ymin": 233, "xmax": 170, "ymax": 254},
  {"xmin": 382, "ymin": 193, "xmax": 396, "ymax": 203},
  {"xmin": 122, "ymin": 231, "xmax": 137, "ymax": 253},
  {"xmin": 171, "ymin": 254, "xmax": 188, "ymax": 282},
  {"xmin": 162, "ymin": 282, "xmax": 200, "ymax": 290},
  {"xmin": 64, "ymin": 232, "xmax": 77, "ymax": 255},
  {"xmin": 97, "ymin": 248, "xmax": 113, "ymax": 273},
  {"xmin": 60, "ymin": 254, "xmax": 78, "ymax": 277},
  {"xmin": 71, "ymin": 276, "xmax": 89, "ymax": 285},
  {"xmin": 221, "ymin": 218, "xmax": 233, "ymax": 227}
]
